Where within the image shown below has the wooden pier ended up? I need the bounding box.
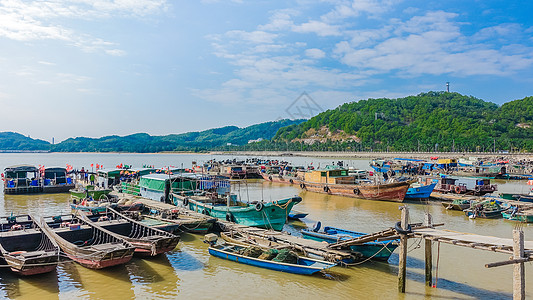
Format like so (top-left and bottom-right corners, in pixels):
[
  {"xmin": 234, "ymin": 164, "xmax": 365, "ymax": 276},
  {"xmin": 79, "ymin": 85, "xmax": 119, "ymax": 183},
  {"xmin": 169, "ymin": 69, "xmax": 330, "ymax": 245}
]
[{"xmin": 330, "ymin": 205, "xmax": 532, "ymax": 299}]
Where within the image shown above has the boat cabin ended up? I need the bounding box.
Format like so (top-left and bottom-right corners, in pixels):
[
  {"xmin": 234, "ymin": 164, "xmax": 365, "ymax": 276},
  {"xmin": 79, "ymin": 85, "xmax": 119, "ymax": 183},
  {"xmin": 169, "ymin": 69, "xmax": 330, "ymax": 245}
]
[
  {"xmin": 436, "ymin": 159, "xmax": 458, "ymax": 169},
  {"xmin": 429, "ymin": 177, "xmax": 467, "ymax": 194},
  {"xmin": 97, "ymin": 169, "xmax": 123, "ymax": 188},
  {"xmin": 138, "ymin": 173, "xmax": 231, "ymax": 203},
  {"xmin": 2, "ymin": 165, "xmax": 41, "ymax": 194},
  {"xmin": 43, "ymin": 167, "xmax": 72, "ymax": 186},
  {"xmin": 304, "ymin": 167, "xmax": 361, "ymax": 184}
]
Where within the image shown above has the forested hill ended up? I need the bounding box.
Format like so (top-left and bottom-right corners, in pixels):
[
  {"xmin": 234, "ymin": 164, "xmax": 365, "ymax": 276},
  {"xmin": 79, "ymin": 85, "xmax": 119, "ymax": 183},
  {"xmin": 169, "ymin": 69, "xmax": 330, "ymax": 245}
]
[
  {"xmin": 273, "ymin": 92, "xmax": 533, "ymax": 152},
  {"xmin": 0, "ymin": 132, "xmax": 50, "ymax": 151},
  {"xmin": 50, "ymin": 119, "xmax": 304, "ymax": 152}
]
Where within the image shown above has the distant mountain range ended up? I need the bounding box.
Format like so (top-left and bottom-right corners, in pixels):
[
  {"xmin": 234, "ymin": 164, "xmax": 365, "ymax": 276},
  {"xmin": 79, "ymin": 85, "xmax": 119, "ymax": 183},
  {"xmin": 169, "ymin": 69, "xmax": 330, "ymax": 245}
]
[
  {"xmin": 0, "ymin": 119, "xmax": 304, "ymax": 152},
  {"xmin": 2, "ymin": 91, "xmax": 533, "ymax": 153}
]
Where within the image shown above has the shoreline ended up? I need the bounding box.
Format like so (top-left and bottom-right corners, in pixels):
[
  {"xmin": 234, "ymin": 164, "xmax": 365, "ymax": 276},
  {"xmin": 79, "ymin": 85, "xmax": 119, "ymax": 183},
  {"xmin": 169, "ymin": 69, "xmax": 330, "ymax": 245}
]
[{"xmin": 208, "ymin": 151, "xmax": 533, "ymax": 160}]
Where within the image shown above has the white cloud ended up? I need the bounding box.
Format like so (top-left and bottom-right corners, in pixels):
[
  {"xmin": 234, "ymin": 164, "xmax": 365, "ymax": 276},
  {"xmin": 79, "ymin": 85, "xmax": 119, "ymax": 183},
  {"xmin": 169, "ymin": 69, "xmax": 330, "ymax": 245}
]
[
  {"xmin": 305, "ymin": 48, "xmax": 326, "ymax": 59},
  {"xmin": 225, "ymin": 30, "xmax": 278, "ymax": 44},
  {"xmin": 333, "ymin": 11, "xmax": 533, "ymax": 76},
  {"xmin": 293, "ymin": 20, "xmax": 341, "ymax": 36},
  {"xmin": 0, "ymin": 0, "xmax": 167, "ymax": 54}
]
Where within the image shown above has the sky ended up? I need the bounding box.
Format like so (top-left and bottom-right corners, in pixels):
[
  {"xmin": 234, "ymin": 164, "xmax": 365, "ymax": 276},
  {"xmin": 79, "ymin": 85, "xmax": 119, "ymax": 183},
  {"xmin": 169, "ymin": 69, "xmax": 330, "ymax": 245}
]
[{"xmin": 1, "ymin": 0, "xmax": 532, "ymax": 142}]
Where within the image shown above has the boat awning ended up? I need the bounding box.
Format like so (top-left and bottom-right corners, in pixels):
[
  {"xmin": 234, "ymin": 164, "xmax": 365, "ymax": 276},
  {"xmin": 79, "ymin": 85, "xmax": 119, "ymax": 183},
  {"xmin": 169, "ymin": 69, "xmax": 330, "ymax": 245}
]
[{"xmin": 4, "ymin": 165, "xmax": 38, "ymax": 173}]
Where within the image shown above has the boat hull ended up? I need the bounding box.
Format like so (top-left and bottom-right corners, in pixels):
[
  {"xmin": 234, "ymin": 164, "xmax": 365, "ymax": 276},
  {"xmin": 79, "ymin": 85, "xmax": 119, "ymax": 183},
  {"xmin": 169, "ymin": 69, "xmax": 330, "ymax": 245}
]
[
  {"xmin": 300, "ymin": 180, "xmax": 410, "ymax": 202},
  {"xmin": 441, "ymin": 202, "xmax": 471, "ymax": 211},
  {"xmin": 405, "ymin": 183, "xmax": 436, "ymax": 200},
  {"xmin": 208, "ymin": 246, "xmax": 335, "ymax": 275},
  {"xmin": 502, "ymin": 212, "xmax": 533, "ymax": 222},
  {"xmin": 261, "ymin": 173, "xmax": 300, "ymax": 185},
  {"xmin": 186, "ymin": 197, "xmax": 301, "ymax": 231},
  {"xmin": 301, "ymin": 228, "xmax": 398, "ymax": 261},
  {"xmin": 70, "ymin": 188, "xmax": 112, "ymax": 200}
]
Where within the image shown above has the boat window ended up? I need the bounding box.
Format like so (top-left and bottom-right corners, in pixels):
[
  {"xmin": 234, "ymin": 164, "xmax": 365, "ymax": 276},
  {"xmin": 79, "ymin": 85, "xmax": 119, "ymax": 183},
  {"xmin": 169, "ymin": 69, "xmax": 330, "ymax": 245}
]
[{"xmin": 321, "ymin": 172, "xmax": 327, "ymax": 177}]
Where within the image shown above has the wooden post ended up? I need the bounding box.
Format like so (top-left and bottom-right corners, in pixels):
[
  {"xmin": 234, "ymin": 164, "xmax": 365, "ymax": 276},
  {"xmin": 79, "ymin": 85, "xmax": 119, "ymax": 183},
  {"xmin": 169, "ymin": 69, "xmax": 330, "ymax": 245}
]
[
  {"xmin": 513, "ymin": 229, "xmax": 525, "ymax": 300},
  {"xmin": 424, "ymin": 213, "xmax": 433, "ymax": 287},
  {"xmin": 398, "ymin": 206, "xmax": 409, "ymax": 293}
]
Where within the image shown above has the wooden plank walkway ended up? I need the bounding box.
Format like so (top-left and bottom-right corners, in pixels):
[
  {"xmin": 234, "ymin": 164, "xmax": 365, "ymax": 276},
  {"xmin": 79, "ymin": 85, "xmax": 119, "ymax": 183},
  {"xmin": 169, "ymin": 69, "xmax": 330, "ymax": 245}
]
[
  {"xmin": 218, "ymin": 220, "xmax": 353, "ymax": 262},
  {"xmin": 413, "ymin": 228, "xmax": 533, "ymax": 256}
]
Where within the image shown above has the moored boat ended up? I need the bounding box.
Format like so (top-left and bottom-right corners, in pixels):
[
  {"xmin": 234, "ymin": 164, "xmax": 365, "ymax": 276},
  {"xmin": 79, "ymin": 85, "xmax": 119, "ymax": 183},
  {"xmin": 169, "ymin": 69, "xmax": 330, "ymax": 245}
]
[
  {"xmin": 206, "ymin": 238, "xmax": 336, "ymax": 275},
  {"xmin": 464, "ymin": 200, "xmax": 508, "ymax": 219},
  {"xmin": 40, "ymin": 214, "xmax": 135, "ymax": 269},
  {"xmin": 175, "ymin": 193, "xmax": 301, "ymax": 231},
  {"xmin": 502, "ymin": 207, "xmax": 533, "ymax": 222},
  {"xmin": 41, "ymin": 167, "xmax": 76, "ymax": 193},
  {"xmin": 70, "ymin": 185, "xmax": 112, "ymax": 200},
  {"xmin": 442, "ymin": 199, "xmax": 474, "ymax": 211},
  {"xmin": 123, "ymin": 208, "xmax": 216, "ymax": 234},
  {"xmin": 70, "ymin": 197, "xmax": 144, "ymax": 215},
  {"xmin": 83, "ymin": 208, "xmax": 180, "ymax": 256},
  {"xmin": 301, "ymin": 226, "xmax": 398, "ymax": 261},
  {"xmin": 3, "ymin": 165, "xmax": 42, "ymax": 194},
  {"xmin": 0, "ymin": 215, "xmax": 60, "ymax": 275},
  {"xmin": 288, "ymin": 210, "xmax": 309, "ymax": 220},
  {"xmin": 299, "ymin": 166, "xmax": 412, "ymax": 202},
  {"xmin": 405, "ymin": 182, "xmax": 437, "ymax": 200}
]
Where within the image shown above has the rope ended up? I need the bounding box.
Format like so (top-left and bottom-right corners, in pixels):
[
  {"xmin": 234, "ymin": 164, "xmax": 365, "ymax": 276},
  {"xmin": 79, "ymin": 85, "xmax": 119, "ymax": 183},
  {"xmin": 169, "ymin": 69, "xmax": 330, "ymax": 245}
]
[{"xmin": 342, "ymin": 241, "xmax": 393, "ymax": 266}]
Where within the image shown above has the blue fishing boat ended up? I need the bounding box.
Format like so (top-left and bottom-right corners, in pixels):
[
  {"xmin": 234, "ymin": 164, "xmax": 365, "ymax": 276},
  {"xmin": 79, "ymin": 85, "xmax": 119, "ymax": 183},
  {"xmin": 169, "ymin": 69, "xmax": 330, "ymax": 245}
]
[
  {"xmin": 288, "ymin": 210, "xmax": 308, "ymax": 220},
  {"xmin": 208, "ymin": 242, "xmax": 336, "ymax": 275},
  {"xmin": 301, "ymin": 226, "xmax": 398, "ymax": 261},
  {"xmin": 405, "ymin": 182, "xmax": 437, "ymax": 200}
]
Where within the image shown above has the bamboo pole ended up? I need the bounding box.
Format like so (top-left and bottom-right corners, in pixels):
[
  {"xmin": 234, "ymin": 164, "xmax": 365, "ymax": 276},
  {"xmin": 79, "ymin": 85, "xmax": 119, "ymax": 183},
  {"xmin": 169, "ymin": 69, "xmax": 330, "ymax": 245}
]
[
  {"xmin": 513, "ymin": 229, "xmax": 525, "ymax": 300},
  {"xmin": 398, "ymin": 206, "xmax": 409, "ymax": 293}
]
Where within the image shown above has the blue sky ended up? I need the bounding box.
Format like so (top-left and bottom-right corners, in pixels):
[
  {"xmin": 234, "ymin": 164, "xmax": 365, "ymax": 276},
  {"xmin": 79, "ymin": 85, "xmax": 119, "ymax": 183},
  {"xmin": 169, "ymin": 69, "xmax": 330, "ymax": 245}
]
[{"xmin": 1, "ymin": 0, "xmax": 532, "ymax": 142}]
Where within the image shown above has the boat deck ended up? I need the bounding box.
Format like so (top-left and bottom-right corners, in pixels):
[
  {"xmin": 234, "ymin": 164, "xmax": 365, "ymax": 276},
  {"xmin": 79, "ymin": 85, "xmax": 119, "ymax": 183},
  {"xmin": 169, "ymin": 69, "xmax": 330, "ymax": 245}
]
[{"xmin": 217, "ymin": 221, "xmax": 352, "ymax": 262}]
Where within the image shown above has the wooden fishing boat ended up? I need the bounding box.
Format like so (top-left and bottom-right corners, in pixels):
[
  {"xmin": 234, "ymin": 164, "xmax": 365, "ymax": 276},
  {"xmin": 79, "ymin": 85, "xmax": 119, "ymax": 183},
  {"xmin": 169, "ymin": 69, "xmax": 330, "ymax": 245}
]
[
  {"xmin": 0, "ymin": 215, "xmax": 60, "ymax": 275},
  {"xmin": 301, "ymin": 226, "xmax": 398, "ymax": 261},
  {"xmin": 464, "ymin": 200, "xmax": 508, "ymax": 219},
  {"xmin": 175, "ymin": 193, "xmax": 301, "ymax": 231},
  {"xmin": 502, "ymin": 207, "xmax": 533, "ymax": 222},
  {"xmin": 207, "ymin": 240, "xmax": 336, "ymax": 275},
  {"xmin": 82, "ymin": 208, "xmax": 180, "ymax": 256},
  {"xmin": 299, "ymin": 167, "xmax": 412, "ymax": 202},
  {"xmin": 220, "ymin": 231, "xmax": 288, "ymax": 250},
  {"xmin": 123, "ymin": 208, "xmax": 216, "ymax": 234},
  {"xmin": 70, "ymin": 197, "xmax": 144, "ymax": 215},
  {"xmin": 442, "ymin": 199, "xmax": 474, "ymax": 211},
  {"xmin": 39, "ymin": 214, "xmax": 135, "ymax": 269},
  {"xmin": 261, "ymin": 172, "xmax": 301, "ymax": 185},
  {"xmin": 70, "ymin": 185, "xmax": 112, "ymax": 200}
]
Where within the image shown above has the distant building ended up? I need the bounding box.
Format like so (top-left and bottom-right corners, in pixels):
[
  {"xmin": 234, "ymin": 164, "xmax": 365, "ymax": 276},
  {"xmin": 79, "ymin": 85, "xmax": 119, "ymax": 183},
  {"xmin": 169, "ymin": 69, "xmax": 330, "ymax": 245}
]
[{"xmin": 247, "ymin": 138, "xmax": 264, "ymax": 144}]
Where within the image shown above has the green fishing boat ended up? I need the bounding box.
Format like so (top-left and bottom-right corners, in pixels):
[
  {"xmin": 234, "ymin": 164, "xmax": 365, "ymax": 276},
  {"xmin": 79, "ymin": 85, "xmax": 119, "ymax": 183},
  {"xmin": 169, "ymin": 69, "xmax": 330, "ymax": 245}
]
[
  {"xmin": 173, "ymin": 193, "xmax": 301, "ymax": 231},
  {"xmin": 502, "ymin": 207, "xmax": 533, "ymax": 223},
  {"xmin": 70, "ymin": 185, "xmax": 112, "ymax": 200},
  {"xmin": 442, "ymin": 198, "xmax": 473, "ymax": 211}
]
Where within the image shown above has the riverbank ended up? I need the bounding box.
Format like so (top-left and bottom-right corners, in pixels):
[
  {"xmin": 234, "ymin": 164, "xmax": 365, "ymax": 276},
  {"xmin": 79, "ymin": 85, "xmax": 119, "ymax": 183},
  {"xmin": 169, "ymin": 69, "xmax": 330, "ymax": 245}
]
[{"xmin": 210, "ymin": 151, "xmax": 533, "ymax": 160}]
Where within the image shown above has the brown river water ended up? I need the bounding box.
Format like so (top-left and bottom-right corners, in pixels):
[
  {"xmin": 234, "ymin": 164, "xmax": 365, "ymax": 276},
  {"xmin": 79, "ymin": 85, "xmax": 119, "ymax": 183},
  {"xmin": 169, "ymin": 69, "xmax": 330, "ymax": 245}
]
[{"xmin": 0, "ymin": 153, "xmax": 531, "ymax": 299}]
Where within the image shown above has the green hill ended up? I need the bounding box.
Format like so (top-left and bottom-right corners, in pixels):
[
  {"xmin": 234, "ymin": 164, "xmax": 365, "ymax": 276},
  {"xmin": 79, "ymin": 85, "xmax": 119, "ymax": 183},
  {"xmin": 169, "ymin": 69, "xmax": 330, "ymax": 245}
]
[
  {"xmin": 273, "ymin": 92, "xmax": 533, "ymax": 152},
  {"xmin": 51, "ymin": 119, "xmax": 304, "ymax": 152},
  {"xmin": 0, "ymin": 132, "xmax": 51, "ymax": 151}
]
